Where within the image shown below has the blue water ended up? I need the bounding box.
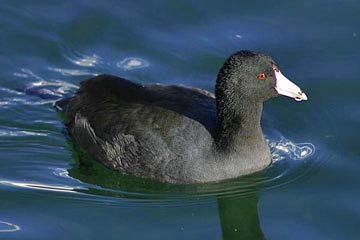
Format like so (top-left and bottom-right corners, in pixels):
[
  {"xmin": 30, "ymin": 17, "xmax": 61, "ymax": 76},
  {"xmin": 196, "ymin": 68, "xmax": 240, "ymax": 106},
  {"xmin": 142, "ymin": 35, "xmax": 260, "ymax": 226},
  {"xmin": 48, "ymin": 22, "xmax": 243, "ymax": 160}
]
[{"xmin": 0, "ymin": 1, "xmax": 359, "ymax": 239}]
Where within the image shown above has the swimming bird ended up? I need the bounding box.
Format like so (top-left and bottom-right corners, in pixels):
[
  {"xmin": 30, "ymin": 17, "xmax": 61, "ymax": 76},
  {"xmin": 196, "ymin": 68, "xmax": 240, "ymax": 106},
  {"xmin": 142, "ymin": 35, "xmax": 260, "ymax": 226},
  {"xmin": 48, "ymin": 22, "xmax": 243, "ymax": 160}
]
[{"xmin": 56, "ymin": 50, "xmax": 307, "ymax": 184}]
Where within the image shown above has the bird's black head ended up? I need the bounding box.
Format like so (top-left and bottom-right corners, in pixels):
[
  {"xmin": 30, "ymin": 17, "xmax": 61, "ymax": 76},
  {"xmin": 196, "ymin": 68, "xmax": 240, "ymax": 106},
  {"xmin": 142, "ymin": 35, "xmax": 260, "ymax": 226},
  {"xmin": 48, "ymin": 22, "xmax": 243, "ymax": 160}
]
[
  {"xmin": 216, "ymin": 50, "xmax": 307, "ymax": 103},
  {"xmin": 216, "ymin": 50, "xmax": 278, "ymax": 103}
]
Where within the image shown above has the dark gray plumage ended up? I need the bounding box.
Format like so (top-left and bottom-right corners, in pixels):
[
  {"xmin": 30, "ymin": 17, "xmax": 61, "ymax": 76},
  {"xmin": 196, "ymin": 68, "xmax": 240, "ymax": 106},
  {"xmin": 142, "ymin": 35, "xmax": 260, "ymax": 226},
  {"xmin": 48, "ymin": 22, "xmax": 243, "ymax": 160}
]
[{"xmin": 56, "ymin": 51, "xmax": 283, "ymax": 183}]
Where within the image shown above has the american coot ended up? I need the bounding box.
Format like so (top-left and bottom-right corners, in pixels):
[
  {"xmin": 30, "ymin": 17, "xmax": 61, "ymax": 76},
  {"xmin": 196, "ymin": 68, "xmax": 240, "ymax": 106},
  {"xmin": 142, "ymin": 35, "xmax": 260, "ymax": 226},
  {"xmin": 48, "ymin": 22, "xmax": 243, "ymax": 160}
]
[{"xmin": 56, "ymin": 50, "xmax": 307, "ymax": 184}]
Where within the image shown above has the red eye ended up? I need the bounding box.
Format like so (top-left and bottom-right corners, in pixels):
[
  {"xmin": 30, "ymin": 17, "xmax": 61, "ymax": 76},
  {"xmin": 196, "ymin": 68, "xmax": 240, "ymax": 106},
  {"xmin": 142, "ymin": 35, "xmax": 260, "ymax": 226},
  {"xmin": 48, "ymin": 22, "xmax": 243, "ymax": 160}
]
[{"xmin": 257, "ymin": 73, "xmax": 266, "ymax": 80}]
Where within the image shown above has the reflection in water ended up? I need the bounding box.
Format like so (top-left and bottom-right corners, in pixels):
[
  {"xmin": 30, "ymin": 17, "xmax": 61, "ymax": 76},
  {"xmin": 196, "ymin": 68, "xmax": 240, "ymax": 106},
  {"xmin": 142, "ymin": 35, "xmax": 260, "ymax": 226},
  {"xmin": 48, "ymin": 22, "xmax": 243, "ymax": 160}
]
[
  {"xmin": 67, "ymin": 143, "xmax": 267, "ymax": 238},
  {"xmin": 55, "ymin": 127, "xmax": 315, "ymax": 238},
  {"xmin": 218, "ymin": 195, "xmax": 265, "ymax": 240}
]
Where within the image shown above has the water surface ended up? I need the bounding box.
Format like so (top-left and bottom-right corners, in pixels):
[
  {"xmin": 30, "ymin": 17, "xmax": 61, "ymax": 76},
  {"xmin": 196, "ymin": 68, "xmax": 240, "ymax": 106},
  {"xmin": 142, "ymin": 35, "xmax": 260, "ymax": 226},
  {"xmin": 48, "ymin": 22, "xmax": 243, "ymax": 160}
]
[{"xmin": 0, "ymin": 1, "xmax": 359, "ymax": 239}]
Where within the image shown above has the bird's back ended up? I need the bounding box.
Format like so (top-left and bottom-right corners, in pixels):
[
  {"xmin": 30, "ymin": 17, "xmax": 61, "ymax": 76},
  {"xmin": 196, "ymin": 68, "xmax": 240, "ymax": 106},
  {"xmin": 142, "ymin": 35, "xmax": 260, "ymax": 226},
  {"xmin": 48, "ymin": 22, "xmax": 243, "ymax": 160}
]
[{"xmin": 57, "ymin": 74, "xmax": 217, "ymax": 182}]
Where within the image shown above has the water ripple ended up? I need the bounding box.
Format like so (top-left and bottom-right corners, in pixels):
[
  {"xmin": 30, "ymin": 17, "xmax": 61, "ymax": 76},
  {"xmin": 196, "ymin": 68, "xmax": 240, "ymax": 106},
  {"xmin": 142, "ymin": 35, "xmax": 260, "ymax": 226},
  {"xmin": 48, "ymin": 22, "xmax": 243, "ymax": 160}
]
[
  {"xmin": 16, "ymin": 68, "xmax": 79, "ymax": 99},
  {"xmin": 0, "ymin": 221, "xmax": 21, "ymax": 233},
  {"xmin": 60, "ymin": 42, "xmax": 149, "ymax": 71},
  {"xmin": 116, "ymin": 57, "xmax": 149, "ymax": 70},
  {"xmin": 42, "ymin": 136, "xmax": 315, "ymax": 204},
  {"xmin": 0, "ymin": 180, "xmax": 84, "ymax": 193},
  {"xmin": 0, "ymin": 127, "xmax": 48, "ymax": 137},
  {"xmin": 0, "ymin": 87, "xmax": 24, "ymax": 95},
  {"xmin": 0, "ymin": 136, "xmax": 317, "ymax": 207},
  {"xmin": 48, "ymin": 67, "xmax": 98, "ymax": 77},
  {"xmin": 60, "ymin": 44, "xmax": 102, "ymax": 68},
  {"xmin": 70, "ymin": 54, "xmax": 101, "ymax": 67},
  {"xmin": 269, "ymin": 137, "xmax": 315, "ymax": 162},
  {"xmin": 52, "ymin": 168, "xmax": 70, "ymax": 178},
  {"xmin": 14, "ymin": 68, "xmax": 44, "ymax": 81},
  {"xmin": 0, "ymin": 97, "xmax": 54, "ymax": 107}
]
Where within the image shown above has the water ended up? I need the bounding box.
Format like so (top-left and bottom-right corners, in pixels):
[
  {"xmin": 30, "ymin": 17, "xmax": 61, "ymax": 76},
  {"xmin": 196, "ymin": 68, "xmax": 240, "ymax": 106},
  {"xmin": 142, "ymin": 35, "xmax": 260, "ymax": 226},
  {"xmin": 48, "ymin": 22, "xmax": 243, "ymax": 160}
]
[{"xmin": 0, "ymin": 0, "xmax": 359, "ymax": 239}]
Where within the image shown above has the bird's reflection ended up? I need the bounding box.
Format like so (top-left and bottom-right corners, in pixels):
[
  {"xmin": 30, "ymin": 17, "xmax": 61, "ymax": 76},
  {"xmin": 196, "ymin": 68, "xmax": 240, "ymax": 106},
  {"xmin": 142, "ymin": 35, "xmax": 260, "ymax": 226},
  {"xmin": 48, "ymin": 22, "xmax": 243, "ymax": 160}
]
[
  {"xmin": 68, "ymin": 144, "xmax": 265, "ymax": 239},
  {"xmin": 218, "ymin": 195, "xmax": 265, "ymax": 240}
]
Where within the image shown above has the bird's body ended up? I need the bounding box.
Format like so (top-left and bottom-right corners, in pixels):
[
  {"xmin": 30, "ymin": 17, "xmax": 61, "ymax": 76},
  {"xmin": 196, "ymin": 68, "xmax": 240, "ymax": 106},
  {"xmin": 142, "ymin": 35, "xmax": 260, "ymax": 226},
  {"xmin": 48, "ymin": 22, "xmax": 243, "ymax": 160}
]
[{"xmin": 57, "ymin": 51, "xmax": 307, "ymax": 184}]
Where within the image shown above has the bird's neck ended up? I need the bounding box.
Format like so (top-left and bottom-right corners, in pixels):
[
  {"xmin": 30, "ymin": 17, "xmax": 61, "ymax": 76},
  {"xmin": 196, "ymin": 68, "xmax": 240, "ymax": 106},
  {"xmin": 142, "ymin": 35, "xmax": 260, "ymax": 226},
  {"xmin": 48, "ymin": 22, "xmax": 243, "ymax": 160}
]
[{"xmin": 215, "ymin": 97, "xmax": 265, "ymax": 154}]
